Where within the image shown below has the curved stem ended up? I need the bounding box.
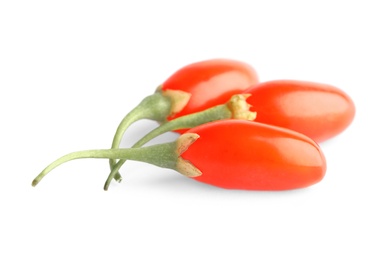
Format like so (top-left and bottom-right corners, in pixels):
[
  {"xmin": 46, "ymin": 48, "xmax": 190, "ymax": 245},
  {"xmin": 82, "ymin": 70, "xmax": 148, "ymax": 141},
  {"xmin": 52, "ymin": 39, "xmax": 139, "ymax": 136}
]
[
  {"xmin": 105, "ymin": 160, "xmax": 127, "ymax": 190},
  {"xmin": 109, "ymin": 92, "xmax": 172, "ymax": 181},
  {"xmin": 32, "ymin": 142, "xmax": 178, "ymax": 187},
  {"xmin": 104, "ymin": 104, "xmax": 231, "ymax": 190},
  {"xmin": 105, "ymin": 94, "xmax": 256, "ymax": 189},
  {"xmin": 134, "ymin": 104, "xmax": 231, "ymax": 147},
  {"xmin": 104, "ymin": 159, "xmax": 124, "ymax": 190}
]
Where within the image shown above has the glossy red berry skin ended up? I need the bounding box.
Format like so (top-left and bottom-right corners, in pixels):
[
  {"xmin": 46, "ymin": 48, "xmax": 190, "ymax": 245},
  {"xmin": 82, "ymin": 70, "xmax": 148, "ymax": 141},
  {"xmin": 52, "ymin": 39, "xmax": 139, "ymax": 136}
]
[
  {"xmin": 244, "ymin": 80, "xmax": 355, "ymax": 142},
  {"xmin": 162, "ymin": 59, "xmax": 259, "ymax": 120},
  {"xmin": 182, "ymin": 120, "xmax": 327, "ymax": 190}
]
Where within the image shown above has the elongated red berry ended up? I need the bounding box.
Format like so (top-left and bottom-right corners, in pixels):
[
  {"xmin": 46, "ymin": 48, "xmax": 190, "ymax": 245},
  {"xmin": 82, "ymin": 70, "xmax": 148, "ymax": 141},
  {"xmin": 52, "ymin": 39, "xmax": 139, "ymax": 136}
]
[
  {"xmin": 161, "ymin": 59, "xmax": 259, "ymax": 120},
  {"xmin": 180, "ymin": 120, "xmax": 327, "ymax": 190},
  {"xmin": 109, "ymin": 59, "xmax": 258, "ymax": 182},
  {"xmin": 244, "ymin": 80, "xmax": 355, "ymax": 142}
]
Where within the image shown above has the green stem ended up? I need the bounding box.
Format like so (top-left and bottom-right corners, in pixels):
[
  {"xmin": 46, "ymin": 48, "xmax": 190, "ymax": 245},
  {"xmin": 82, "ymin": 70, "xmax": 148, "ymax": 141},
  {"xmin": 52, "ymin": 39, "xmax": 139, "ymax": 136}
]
[
  {"xmin": 32, "ymin": 142, "xmax": 178, "ymax": 187},
  {"xmin": 109, "ymin": 92, "xmax": 172, "ymax": 181},
  {"xmin": 135, "ymin": 104, "xmax": 231, "ymax": 147},
  {"xmin": 104, "ymin": 94, "xmax": 256, "ymax": 190},
  {"xmin": 103, "ymin": 104, "xmax": 231, "ymax": 190}
]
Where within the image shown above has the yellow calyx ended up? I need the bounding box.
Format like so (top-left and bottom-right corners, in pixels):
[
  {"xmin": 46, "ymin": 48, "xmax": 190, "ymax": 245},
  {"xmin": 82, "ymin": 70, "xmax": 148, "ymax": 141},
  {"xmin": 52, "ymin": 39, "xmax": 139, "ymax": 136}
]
[{"xmin": 227, "ymin": 94, "xmax": 257, "ymax": 121}]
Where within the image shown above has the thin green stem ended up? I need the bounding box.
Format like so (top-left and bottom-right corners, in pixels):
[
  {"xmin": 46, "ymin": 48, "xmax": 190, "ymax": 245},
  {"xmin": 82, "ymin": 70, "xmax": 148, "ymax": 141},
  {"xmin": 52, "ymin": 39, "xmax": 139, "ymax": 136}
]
[
  {"xmin": 104, "ymin": 94, "xmax": 256, "ymax": 190},
  {"xmin": 135, "ymin": 104, "xmax": 231, "ymax": 147},
  {"xmin": 109, "ymin": 92, "xmax": 172, "ymax": 181},
  {"xmin": 32, "ymin": 142, "xmax": 178, "ymax": 187},
  {"xmin": 105, "ymin": 104, "xmax": 231, "ymax": 189}
]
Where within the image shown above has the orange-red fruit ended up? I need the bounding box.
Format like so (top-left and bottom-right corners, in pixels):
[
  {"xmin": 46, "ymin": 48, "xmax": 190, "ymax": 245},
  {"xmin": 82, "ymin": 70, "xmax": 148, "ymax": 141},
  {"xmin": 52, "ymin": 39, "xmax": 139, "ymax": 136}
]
[
  {"xmin": 244, "ymin": 80, "xmax": 356, "ymax": 142},
  {"xmin": 162, "ymin": 59, "xmax": 259, "ymax": 120},
  {"xmin": 182, "ymin": 120, "xmax": 326, "ymax": 190}
]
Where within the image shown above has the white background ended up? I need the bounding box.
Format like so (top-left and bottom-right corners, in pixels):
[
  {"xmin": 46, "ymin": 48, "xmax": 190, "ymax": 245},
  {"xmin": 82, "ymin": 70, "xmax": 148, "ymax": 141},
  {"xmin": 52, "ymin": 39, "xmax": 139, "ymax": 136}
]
[{"xmin": 1, "ymin": 1, "xmax": 391, "ymax": 259}]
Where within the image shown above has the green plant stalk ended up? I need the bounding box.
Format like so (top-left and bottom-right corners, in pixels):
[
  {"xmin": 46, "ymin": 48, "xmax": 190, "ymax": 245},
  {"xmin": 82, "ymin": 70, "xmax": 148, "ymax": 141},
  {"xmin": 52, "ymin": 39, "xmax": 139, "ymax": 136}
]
[
  {"xmin": 103, "ymin": 94, "xmax": 256, "ymax": 190},
  {"xmin": 109, "ymin": 89, "xmax": 191, "ymax": 182},
  {"xmin": 109, "ymin": 92, "xmax": 171, "ymax": 182},
  {"xmin": 32, "ymin": 134, "xmax": 201, "ymax": 187}
]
